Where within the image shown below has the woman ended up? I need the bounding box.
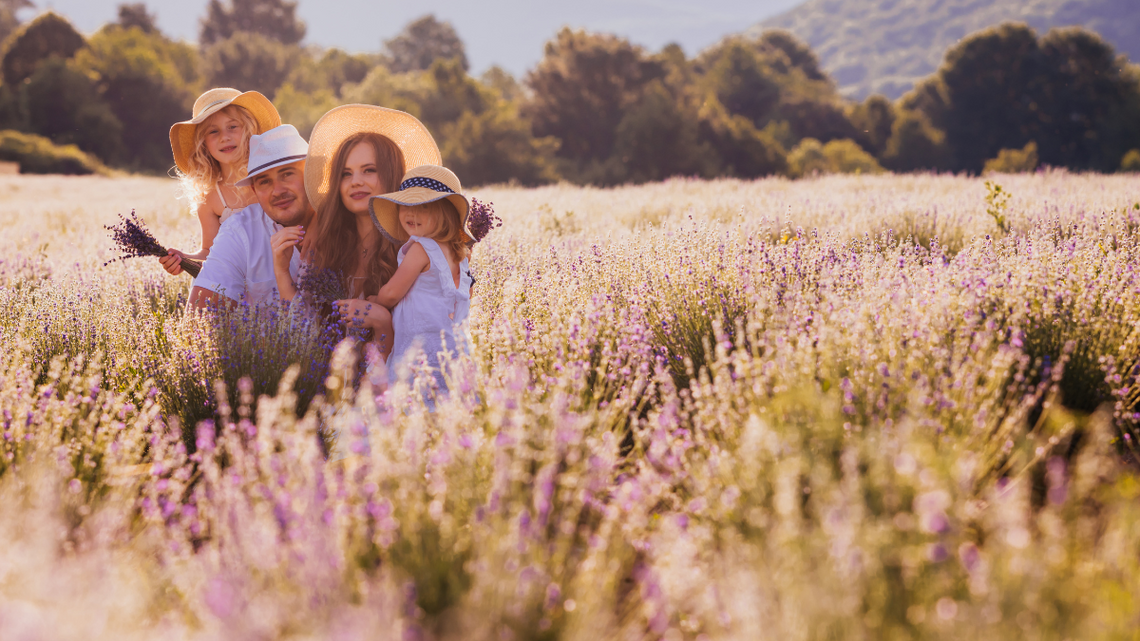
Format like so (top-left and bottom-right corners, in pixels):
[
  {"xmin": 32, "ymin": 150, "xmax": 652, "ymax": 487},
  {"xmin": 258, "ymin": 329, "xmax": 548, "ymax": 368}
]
[{"xmin": 271, "ymin": 104, "xmax": 441, "ymax": 357}]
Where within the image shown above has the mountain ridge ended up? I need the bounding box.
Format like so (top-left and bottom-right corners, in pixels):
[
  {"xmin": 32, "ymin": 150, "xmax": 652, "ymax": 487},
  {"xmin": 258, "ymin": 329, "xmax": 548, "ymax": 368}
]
[{"xmin": 756, "ymin": 0, "xmax": 1140, "ymax": 99}]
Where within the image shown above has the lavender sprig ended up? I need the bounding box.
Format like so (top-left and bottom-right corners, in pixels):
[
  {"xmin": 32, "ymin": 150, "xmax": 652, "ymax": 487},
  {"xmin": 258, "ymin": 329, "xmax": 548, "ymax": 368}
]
[
  {"xmin": 104, "ymin": 210, "xmax": 202, "ymax": 277},
  {"xmin": 466, "ymin": 197, "xmax": 502, "ymax": 243}
]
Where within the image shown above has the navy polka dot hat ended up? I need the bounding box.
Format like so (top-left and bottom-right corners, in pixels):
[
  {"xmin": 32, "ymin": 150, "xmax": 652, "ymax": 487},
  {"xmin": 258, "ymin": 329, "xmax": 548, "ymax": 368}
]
[{"xmin": 369, "ymin": 164, "xmax": 470, "ymax": 243}]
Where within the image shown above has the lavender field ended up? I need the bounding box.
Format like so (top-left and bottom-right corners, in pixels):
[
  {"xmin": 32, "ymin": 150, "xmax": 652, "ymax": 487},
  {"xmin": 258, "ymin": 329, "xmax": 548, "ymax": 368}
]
[{"xmin": 2, "ymin": 171, "xmax": 1140, "ymax": 639}]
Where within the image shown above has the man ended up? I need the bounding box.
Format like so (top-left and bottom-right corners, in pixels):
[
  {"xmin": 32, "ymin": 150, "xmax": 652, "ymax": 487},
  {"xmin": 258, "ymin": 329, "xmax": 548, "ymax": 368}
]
[{"xmin": 176, "ymin": 124, "xmax": 313, "ymax": 308}]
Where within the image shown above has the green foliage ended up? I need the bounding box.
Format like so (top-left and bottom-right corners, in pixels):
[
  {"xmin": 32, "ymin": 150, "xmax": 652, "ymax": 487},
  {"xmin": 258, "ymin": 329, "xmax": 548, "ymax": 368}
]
[
  {"xmin": 202, "ymin": 31, "xmax": 300, "ymax": 100},
  {"xmin": 439, "ymin": 101, "xmax": 560, "ymax": 187},
  {"xmin": 115, "ymin": 3, "xmax": 158, "ymax": 34},
  {"xmin": 848, "ymin": 94, "xmax": 895, "ymax": 157},
  {"xmin": 984, "ymin": 180, "xmax": 1012, "ymax": 233},
  {"xmin": 272, "ymin": 83, "xmax": 337, "ymax": 140},
  {"xmin": 607, "ymin": 80, "xmax": 715, "ymax": 184},
  {"xmin": 74, "ymin": 26, "xmax": 197, "ymax": 172},
  {"xmin": 881, "ymin": 109, "xmax": 953, "ymax": 172},
  {"xmin": 0, "ymin": 11, "xmax": 85, "ymax": 87},
  {"xmin": 524, "ymin": 28, "xmax": 664, "ymax": 168},
  {"xmin": 788, "ymin": 137, "xmax": 884, "ymax": 177},
  {"xmin": 698, "ymin": 103, "xmax": 788, "ymax": 178},
  {"xmin": 984, "ymin": 141, "xmax": 1039, "ymax": 174},
  {"xmin": 199, "ymin": 0, "xmax": 305, "ymax": 46},
  {"xmin": 0, "ymin": 0, "xmax": 33, "ymax": 47},
  {"xmin": 281, "ymin": 47, "xmax": 372, "ymax": 97},
  {"xmin": 383, "ymin": 14, "xmax": 468, "ymax": 73},
  {"xmin": 22, "ymin": 58, "xmax": 124, "ymax": 163},
  {"xmin": 1120, "ymin": 149, "xmax": 1140, "ymax": 172},
  {"xmin": 0, "ymin": 129, "xmax": 110, "ymax": 174},
  {"xmin": 701, "ymin": 39, "xmax": 782, "ymax": 127}
]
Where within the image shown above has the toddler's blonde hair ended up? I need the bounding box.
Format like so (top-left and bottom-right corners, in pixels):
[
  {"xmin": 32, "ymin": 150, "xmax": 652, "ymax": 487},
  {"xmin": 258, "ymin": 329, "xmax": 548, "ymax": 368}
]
[
  {"xmin": 415, "ymin": 199, "xmax": 470, "ymax": 264},
  {"xmin": 176, "ymin": 104, "xmax": 259, "ymax": 207}
]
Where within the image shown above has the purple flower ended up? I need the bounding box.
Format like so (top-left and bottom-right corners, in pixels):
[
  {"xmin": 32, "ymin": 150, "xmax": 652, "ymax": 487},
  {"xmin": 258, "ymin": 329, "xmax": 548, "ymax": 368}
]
[{"xmin": 104, "ymin": 210, "xmax": 202, "ymax": 277}]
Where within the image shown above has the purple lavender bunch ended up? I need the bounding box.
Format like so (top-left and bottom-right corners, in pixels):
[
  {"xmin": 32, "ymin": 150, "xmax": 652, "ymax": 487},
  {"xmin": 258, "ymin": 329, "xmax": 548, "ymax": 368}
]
[
  {"xmin": 104, "ymin": 210, "xmax": 202, "ymax": 277},
  {"xmin": 466, "ymin": 197, "xmax": 502, "ymax": 243},
  {"xmin": 295, "ymin": 264, "xmax": 350, "ymax": 308}
]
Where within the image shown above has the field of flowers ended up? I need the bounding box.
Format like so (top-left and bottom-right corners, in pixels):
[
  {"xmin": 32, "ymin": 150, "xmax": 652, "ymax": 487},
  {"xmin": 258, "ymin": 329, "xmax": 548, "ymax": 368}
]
[{"xmin": 2, "ymin": 170, "xmax": 1140, "ymax": 639}]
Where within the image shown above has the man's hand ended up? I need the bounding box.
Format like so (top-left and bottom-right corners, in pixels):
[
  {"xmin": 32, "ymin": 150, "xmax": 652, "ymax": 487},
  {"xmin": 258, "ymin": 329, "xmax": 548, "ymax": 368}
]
[
  {"xmin": 159, "ymin": 248, "xmax": 185, "ymax": 275},
  {"xmin": 270, "ymin": 225, "xmax": 304, "ymax": 270}
]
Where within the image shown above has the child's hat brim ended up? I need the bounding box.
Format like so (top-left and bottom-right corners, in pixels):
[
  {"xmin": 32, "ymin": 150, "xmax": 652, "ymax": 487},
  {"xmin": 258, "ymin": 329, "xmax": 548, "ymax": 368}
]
[{"xmin": 369, "ymin": 189, "xmax": 469, "ymax": 244}]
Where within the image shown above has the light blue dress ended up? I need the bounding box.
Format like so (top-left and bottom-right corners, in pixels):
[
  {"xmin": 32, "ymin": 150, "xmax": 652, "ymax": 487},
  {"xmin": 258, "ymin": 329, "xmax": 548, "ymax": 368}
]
[{"xmin": 389, "ymin": 236, "xmax": 472, "ymax": 398}]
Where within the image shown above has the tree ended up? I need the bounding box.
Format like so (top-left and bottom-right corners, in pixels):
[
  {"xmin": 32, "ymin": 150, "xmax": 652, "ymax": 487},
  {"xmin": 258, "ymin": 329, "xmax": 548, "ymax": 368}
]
[
  {"xmin": 755, "ymin": 29, "xmax": 827, "ymax": 82},
  {"xmin": 698, "ymin": 101, "xmax": 787, "ymax": 178},
  {"xmin": 0, "ymin": 0, "xmax": 33, "ymax": 47},
  {"xmin": 202, "ymin": 31, "xmax": 299, "ymax": 99},
  {"xmin": 74, "ymin": 26, "xmax": 198, "ymax": 171},
  {"xmin": 701, "ymin": 39, "xmax": 781, "ymax": 127},
  {"xmin": 22, "ymin": 57, "xmax": 124, "ymax": 163},
  {"xmin": 880, "ymin": 110, "xmax": 952, "ymax": 172},
  {"xmin": 1, "ymin": 11, "xmax": 86, "ymax": 87},
  {"xmin": 117, "ymin": 3, "xmax": 158, "ymax": 34},
  {"xmin": 848, "ymin": 94, "xmax": 895, "ymax": 158},
  {"xmin": 524, "ymin": 29, "xmax": 663, "ymax": 168},
  {"xmin": 440, "ymin": 103, "xmax": 559, "ymax": 187},
  {"xmin": 609, "ymin": 80, "xmax": 715, "ymax": 184},
  {"xmin": 384, "ymin": 15, "xmax": 468, "ymax": 73},
  {"xmin": 200, "ymin": 0, "xmax": 305, "ymax": 46},
  {"xmin": 281, "ymin": 47, "xmax": 373, "ymax": 96},
  {"xmin": 787, "ymin": 138, "xmax": 883, "ymax": 178}
]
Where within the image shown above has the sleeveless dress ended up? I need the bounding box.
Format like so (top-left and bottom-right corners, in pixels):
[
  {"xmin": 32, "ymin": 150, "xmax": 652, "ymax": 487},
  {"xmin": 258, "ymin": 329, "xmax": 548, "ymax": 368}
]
[
  {"xmin": 217, "ymin": 182, "xmax": 241, "ymax": 224},
  {"xmin": 389, "ymin": 236, "xmax": 473, "ymax": 398}
]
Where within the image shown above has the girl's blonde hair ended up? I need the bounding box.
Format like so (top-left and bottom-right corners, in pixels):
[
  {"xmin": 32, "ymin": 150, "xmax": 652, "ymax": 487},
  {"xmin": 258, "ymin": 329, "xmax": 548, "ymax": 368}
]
[
  {"xmin": 306, "ymin": 132, "xmax": 406, "ymax": 295},
  {"xmin": 415, "ymin": 199, "xmax": 470, "ymax": 264},
  {"xmin": 176, "ymin": 104, "xmax": 259, "ymax": 207}
]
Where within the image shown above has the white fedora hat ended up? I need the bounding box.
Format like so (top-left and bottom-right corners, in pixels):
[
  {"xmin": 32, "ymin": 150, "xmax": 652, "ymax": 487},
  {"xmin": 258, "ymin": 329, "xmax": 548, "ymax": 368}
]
[{"xmin": 235, "ymin": 124, "xmax": 309, "ymax": 187}]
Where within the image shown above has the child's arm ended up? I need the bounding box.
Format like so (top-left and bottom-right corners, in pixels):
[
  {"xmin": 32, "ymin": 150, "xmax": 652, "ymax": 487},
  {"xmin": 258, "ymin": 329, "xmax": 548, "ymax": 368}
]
[
  {"xmin": 158, "ymin": 196, "xmax": 222, "ymax": 274},
  {"xmin": 371, "ymin": 242, "xmax": 430, "ymax": 309}
]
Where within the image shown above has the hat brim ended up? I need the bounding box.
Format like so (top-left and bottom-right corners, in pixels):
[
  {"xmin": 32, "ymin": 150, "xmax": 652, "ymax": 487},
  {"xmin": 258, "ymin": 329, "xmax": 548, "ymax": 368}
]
[
  {"xmin": 169, "ymin": 91, "xmax": 281, "ymax": 174},
  {"xmin": 234, "ymin": 155, "xmax": 307, "ymax": 187},
  {"xmin": 369, "ymin": 189, "xmax": 469, "ymax": 244},
  {"xmin": 304, "ymin": 104, "xmax": 441, "ymax": 212}
]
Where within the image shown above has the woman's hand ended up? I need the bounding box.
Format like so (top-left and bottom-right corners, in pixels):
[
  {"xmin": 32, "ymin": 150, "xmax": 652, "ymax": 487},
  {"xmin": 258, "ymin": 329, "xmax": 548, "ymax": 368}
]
[{"xmin": 158, "ymin": 248, "xmax": 185, "ymax": 275}]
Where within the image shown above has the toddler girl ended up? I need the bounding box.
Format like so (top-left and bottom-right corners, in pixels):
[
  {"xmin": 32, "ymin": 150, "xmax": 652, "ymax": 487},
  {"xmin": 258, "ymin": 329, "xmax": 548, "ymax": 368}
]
[
  {"xmin": 369, "ymin": 165, "xmax": 474, "ymax": 399},
  {"xmin": 160, "ymin": 88, "xmax": 281, "ymax": 275}
]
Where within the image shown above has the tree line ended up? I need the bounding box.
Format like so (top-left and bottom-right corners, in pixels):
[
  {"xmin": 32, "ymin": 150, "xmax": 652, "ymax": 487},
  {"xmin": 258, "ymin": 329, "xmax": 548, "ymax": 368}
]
[{"xmin": 1, "ymin": 0, "xmax": 1139, "ymax": 184}]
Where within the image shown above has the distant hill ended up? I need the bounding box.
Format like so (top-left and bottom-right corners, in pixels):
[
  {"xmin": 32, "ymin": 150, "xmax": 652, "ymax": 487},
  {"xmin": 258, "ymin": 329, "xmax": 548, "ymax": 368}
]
[{"xmin": 756, "ymin": 0, "xmax": 1140, "ymax": 100}]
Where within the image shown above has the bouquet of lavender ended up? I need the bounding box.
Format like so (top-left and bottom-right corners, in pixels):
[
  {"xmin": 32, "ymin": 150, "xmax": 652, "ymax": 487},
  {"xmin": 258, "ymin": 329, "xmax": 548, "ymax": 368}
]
[
  {"xmin": 104, "ymin": 210, "xmax": 202, "ymax": 277},
  {"xmin": 466, "ymin": 197, "xmax": 502, "ymax": 244},
  {"xmin": 295, "ymin": 264, "xmax": 350, "ymax": 308}
]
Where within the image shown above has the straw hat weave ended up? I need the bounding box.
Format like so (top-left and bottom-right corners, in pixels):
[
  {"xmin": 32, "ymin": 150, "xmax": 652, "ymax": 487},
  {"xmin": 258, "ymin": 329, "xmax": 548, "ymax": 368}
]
[
  {"xmin": 169, "ymin": 88, "xmax": 281, "ymax": 173},
  {"xmin": 304, "ymin": 104, "xmax": 441, "ymax": 211},
  {"xmin": 370, "ymin": 165, "xmax": 469, "ymax": 243}
]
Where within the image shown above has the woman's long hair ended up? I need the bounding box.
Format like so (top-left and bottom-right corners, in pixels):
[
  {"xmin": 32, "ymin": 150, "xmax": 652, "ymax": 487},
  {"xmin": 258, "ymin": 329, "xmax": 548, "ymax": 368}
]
[
  {"xmin": 176, "ymin": 104, "xmax": 258, "ymax": 207},
  {"xmin": 306, "ymin": 132, "xmax": 405, "ymax": 296}
]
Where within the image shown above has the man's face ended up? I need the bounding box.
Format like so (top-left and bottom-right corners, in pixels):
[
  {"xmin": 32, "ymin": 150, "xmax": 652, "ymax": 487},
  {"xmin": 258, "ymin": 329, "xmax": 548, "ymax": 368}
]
[{"xmin": 251, "ymin": 161, "xmax": 310, "ymax": 226}]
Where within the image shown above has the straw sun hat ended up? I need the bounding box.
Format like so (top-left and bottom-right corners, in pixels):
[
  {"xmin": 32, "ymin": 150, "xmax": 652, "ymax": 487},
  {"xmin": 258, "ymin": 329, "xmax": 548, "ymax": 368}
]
[
  {"xmin": 169, "ymin": 88, "xmax": 281, "ymax": 173},
  {"xmin": 370, "ymin": 165, "xmax": 469, "ymax": 244},
  {"xmin": 303, "ymin": 104, "xmax": 441, "ymax": 211}
]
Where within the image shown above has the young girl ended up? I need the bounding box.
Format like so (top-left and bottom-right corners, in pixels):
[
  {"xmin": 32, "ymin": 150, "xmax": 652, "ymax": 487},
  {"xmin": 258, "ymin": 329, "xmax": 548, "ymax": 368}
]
[
  {"xmin": 368, "ymin": 165, "xmax": 474, "ymax": 398},
  {"xmin": 160, "ymin": 88, "xmax": 281, "ymax": 275}
]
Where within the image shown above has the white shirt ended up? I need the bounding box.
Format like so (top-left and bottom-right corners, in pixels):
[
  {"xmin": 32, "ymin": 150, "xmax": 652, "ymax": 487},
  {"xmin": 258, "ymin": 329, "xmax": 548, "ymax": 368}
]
[{"xmin": 193, "ymin": 203, "xmax": 300, "ymax": 305}]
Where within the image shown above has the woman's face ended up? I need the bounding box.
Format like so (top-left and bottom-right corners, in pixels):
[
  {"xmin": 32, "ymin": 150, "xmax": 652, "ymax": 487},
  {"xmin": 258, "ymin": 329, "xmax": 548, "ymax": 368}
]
[
  {"xmin": 339, "ymin": 142, "xmax": 383, "ymax": 216},
  {"xmin": 399, "ymin": 204, "xmax": 441, "ymax": 239},
  {"xmin": 201, "ymin": 110, "xmax": 245, "ymax": 167}
]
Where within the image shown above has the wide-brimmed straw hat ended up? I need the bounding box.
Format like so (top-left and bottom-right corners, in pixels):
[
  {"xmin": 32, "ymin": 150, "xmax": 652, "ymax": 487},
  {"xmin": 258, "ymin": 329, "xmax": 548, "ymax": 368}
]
[
  {"xmin": 234, "ymin": 125, "xmax": 309, "ymax": 187},
  {"xmin": 169, "ymin": 88, "xmax": 281, "ymax": 173},
  {"xmin": 370, "ymin": 165, "xmax": 469, "ymax": 243},
  {"xmin": 304, "ymin": 104, "xmax": 441, "ymax": 211}
]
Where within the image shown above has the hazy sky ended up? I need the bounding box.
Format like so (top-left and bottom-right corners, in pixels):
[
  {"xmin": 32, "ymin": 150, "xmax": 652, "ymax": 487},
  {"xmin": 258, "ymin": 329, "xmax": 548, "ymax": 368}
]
[{"xmin": 32, "ymin": 0, "xmax": 804, "ymax": 76}]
